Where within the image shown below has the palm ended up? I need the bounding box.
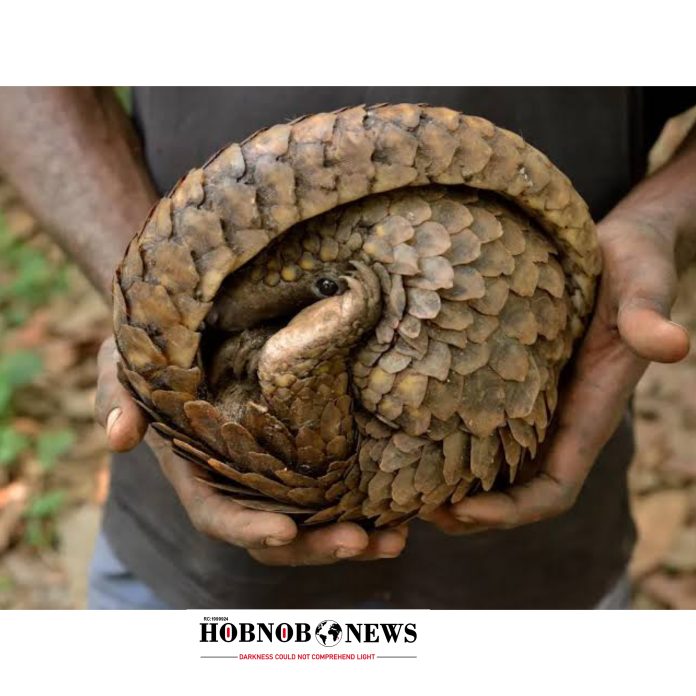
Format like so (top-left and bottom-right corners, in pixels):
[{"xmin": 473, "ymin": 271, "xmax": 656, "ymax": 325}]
[{"xmin": 426, "ymin": 216, "xmax": 690, "ymax": 534}]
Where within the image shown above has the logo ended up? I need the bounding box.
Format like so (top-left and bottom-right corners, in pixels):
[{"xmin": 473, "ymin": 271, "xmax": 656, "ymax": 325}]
[
  {"xmin": 200, "ymin": 617, "xmax": 417, "ymax": 646},
  {"xmin": 314, "ymin": 620, "xmax": 343, "ymax": 647}
]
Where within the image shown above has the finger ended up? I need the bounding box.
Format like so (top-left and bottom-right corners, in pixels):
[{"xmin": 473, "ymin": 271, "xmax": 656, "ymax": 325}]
[
  {"xmin": 95, "ymin": 337, "xmax": 148, "ymax": 452},
  {"xmin": 147, "ymin": 431, "xmax": 297, "ymax": 549},
  {"xmin": 249, "ymin": 523, "xmax": 371, "ymax": 566},
  {"xmin": 419, "ymin": 507, "xmax": 487, "ymax": 535},
  {"xmin": 449, "ymin": 472, "xmax": 576, "ymax": 529},
  {"xmin": 349, "ymin": 525, "xmax": 409, "ymax": 561},
  {"xmin": 604, "ymin": 224, "xmax": 690, "ymax": 362},
  {"xmin": 618, "ymin": 301, "xmax": 690, "ymax": 363}
]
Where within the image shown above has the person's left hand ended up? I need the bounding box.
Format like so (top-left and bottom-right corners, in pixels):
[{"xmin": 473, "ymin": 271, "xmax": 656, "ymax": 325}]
[
  {"xmin": 95, "ymin": 336, "xmax": 409, "ymax": 565},
  {"xmin": 421, "ymin": 210, "xmax": 691, "ymax": 535}
]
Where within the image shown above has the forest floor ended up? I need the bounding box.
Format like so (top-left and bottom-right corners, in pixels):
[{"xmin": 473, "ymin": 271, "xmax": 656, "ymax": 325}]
[{"xmin": 0, "ymin": 179, "xmax": 695, "ymax": 610}]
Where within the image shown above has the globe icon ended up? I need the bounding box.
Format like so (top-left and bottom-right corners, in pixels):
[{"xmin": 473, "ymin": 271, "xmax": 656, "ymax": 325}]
[{"xmin": 314, "ymin": 620, "xmax": 343, "ymax": 647}]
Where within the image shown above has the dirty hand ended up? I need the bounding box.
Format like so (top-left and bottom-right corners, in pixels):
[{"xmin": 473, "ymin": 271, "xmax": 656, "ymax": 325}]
[
  {"xmin": 425, "ymin": 210, "xmax": 691, "ymax": 535},
  {"xmin": 94, "ymin": 336, "xmax": 407, "ymax": 565}
]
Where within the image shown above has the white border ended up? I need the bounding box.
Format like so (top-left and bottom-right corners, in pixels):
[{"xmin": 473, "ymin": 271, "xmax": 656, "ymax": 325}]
[
  {"xmin": 0, "ymin": 0, "xmax": 694, "ymax": 85},
  {"xmin": 1, "ymin": 609, "xmax": 694, "ymax": 695}
]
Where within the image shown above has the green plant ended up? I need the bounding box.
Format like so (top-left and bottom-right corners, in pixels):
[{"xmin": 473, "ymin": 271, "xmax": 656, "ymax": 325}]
[
  {"xmin": 0, "ymin": 350, "xmax": 43, "ymax": 413},
  {"xmin": 0, "ymin": 191, "xmax": 81, "ymax": 555},
  {"xmin": 23, "ymin": 490, "xmax": 66, "ymax": 549},
  {"xmin": 36, "ymin": 429, "xmax": 75, "ymax": 472},
  {"xmin": 0, "ymin": 349, "xmax": 44, "ymax": 471},
  {"xmin": 0, "ymin": 350, "xmax": 77, "ymax": 473},
  {"xmin": 0, "ymin": 210, "xmax": 68, "ymax": 331},
  {"xmin": 0, "ymin": 575, "xmax": 14, "ymax": 594},
  {"xmin": 0, "ymin": 210, "xmax": 75, "ymax": 473},
  {"xmin": 114, "ymin": 87, "xmax": 132, "ymax": 115},
  {"xmin": 0, "ymin": 350, "xmax": 44, "ymax": 469},
  {"xmin": 0, "ymin": 427, "xmax": 30, "ymax": 466}
]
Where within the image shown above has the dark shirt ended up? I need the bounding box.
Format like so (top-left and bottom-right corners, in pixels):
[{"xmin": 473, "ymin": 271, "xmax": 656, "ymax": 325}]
[{"xmin": 103, "ymin": 87, "xmax": 691, "ymax": 609}]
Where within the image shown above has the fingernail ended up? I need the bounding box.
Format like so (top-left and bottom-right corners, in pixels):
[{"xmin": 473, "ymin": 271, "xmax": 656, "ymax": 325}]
[
  {"xmin": 264, "ymin": 536, "xmax": 292, "ymax": 547},
  {"xmin": 669, "ymin": 320, "xmax": 688, "ymax": 332},
  {"xmin": 106, "ymin": 408, "xmax": 122, "ymax": 437},
  {"xmin": 334, "ymin": 546, "xmax": 361, "ymax": 559},
  {"xmin": 451, "ymin": 507, "xmax": 476, "ymax": 524},
  {"xmin": 453, "ymin": 516, "xmax": 477, "ymax": 524}
]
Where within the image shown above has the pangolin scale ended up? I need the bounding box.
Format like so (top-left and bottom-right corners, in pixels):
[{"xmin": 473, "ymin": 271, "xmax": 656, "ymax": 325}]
[{"xmin": 113, "ymin": 103, "xmax": 601, "ymax": 527}]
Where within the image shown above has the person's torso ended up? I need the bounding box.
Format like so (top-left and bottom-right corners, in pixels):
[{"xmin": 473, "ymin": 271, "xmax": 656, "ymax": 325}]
[{"xmin": 133, "ymin": 87, "xmax": 642, "ymax": 218}]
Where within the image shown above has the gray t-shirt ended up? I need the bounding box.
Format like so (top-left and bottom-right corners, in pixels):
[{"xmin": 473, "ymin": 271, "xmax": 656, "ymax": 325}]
[{"xmin": 103, "ymin": 87, "xmax": 688, "ymax": 608}]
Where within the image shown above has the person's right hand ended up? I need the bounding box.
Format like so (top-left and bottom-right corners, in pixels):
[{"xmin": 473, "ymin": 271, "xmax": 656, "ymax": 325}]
[{"xmin": 95, "ymin": 336, "xmax": 408, "ymax": 566}]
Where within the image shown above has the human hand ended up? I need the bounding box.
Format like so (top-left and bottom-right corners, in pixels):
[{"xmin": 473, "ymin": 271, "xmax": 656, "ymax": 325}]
[
  {"xmin": 95, "ymin": 336, "xmax": 408, "ymax": 564},
  {"xmin": 423, "ymin": 211, "xmax": 691, "ymax": 535}
]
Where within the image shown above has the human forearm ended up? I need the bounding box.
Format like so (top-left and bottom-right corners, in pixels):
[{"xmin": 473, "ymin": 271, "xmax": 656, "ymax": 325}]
[{"xmin": 0, "ymin": 87, "xmax": 157, "ymax": 298}]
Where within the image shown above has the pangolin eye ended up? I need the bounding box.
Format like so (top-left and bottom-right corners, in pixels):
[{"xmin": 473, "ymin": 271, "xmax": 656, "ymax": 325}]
[{"xmin": 315, "ymin": 277, "xmax": 340, "ymax": 297}]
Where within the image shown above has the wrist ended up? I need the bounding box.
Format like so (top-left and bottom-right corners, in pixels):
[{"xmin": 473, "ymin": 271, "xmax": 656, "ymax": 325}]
[{"xmin": 601, "ymin": 138, "xmax": 696, "ymax": 269}]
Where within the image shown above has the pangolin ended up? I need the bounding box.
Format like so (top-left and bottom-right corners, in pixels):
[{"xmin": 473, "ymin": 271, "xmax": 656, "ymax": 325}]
[{"xmin": 113, "ymin": 103, "xmax": 601, "ymax": 527}]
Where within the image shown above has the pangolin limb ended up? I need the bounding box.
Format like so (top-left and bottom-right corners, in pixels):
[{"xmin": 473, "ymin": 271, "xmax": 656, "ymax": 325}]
[{"xmin": 113, "ymin": 103, "xmax": 600, "ymax": 527}]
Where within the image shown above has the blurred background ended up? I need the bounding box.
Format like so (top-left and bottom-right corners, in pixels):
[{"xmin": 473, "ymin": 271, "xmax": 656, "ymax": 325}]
[{"xmin": 0, "ymin": 96, "xmax": 695, "ymax": 610}]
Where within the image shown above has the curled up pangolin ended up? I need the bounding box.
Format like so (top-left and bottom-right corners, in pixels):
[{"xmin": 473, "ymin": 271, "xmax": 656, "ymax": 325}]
[{"xmin": 113, "ymin": 103, "xmax": 601, "ymax": 528}]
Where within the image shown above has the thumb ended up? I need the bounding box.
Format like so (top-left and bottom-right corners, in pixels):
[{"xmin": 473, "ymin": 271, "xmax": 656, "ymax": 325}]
[
  {"xmin": 616, "ymin": 274, "xmax": 690, "ymax": 364},
  {"xmin": 600, "ymin": 216, "xmax": 690, "ymax": 364},
  {"xmin": 95, "ymin": 337, "xmax": 148, "ymax": 452}
]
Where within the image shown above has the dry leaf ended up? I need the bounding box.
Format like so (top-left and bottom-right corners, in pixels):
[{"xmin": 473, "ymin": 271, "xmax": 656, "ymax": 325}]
[
  {"xmin": 664, "ymin": 526, "xmax": 696, "ymax": 573},
  {"xmin": 629, "ymin": 489, "xmax": 690, "ymax": 579},
  {"xmin": 640, "ymin": 572, "xmax": 696, "ymax": 610}
]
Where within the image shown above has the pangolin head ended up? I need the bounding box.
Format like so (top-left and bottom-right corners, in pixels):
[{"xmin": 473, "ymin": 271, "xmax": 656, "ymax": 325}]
[{"xmin": 206, "ymin": 220, "xmax": 357, "ymax": 333}]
